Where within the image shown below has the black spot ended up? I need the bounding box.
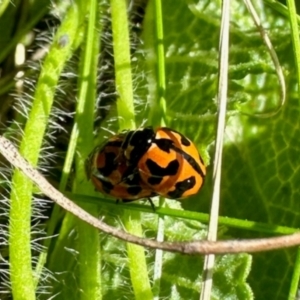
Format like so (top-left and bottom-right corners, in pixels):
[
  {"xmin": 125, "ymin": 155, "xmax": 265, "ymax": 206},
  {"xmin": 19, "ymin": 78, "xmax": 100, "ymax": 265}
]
[
  {"xmin": 146, "ymin": 159, "xmax": 179, "ymax": 185},
  {"xmin": 98, "ymin": 152, "xmax": 117, "ymax": 176},
  {"xmin": 127, "ymin": 186, "xmax": 143, "ymax": 196},
  {"xmin": 99, "ymin": 179, "xmax": 114, "ymax": 194},
  {"xmin": 180, "ymin": 135, "xmax": 191, "ymax": 146},
  {"xmin": 148, "ymin": 176, "xmax": 163, "ymax": 185},
  {"xmin": 154, "ymin": 138, "xmax": 174, "ymax": 153},
  {"xmin": 147, "ymin": 159, "xmax": 179, "ymax": 176},
  {"xmin": 167, "ymin": 176, "xmax": 196, "ymax": 199}
]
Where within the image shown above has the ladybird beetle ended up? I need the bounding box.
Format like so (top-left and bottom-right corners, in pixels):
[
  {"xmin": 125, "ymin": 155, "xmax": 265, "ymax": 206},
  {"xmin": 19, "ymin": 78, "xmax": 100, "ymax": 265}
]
[
  {"xmin": 122, "ymin": 127, "xmax": 206, "ymax": 199},
  {"xmin": 85, "ymin": 133, "xmax": 156, "ymax": 201}
]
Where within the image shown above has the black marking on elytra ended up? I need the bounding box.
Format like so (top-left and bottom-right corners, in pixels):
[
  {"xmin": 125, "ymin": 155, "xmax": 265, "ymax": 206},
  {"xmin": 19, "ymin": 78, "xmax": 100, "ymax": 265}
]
[
  {"xmin": 153, "ymin": 138, "xmax": 174, "ymax": 153},
  {"xmin": 146, "ymin": 159, "xmax": 180, "ymax": 185},
  {"xmin": 167, "ymin": 176, "xmax": 196, "ymax": 199},
  {"xmin": 99, "ymin": 179, "xmax": 114, "ymax": 194},
  {"xmin": 125, "ymin": 127, "xmax": 155, "ymax": 163},
  {"xmin": 153, "ymin": 130, "xmax": 202, "ymax": 177},
  {"xmin": 161, "ymin": 127, "xmax": 191, "ymax": 147},
  {"xmin": 170, "ymin": 144, "xmax": 205, "ymax": 179},
  {"xmin": 179, "ymin": 134, "xmax": 191, "ymax": 146},
  {"xmin": 127, "ymin": 185, "xmax": 143, "ymax": 196},
  {"xmin": 148, "ymin": 176, "xmax": 163, "ymax": 185},
  {"xmin": 199, "ymin": 153, "xmax": 205, "ymax": 165},
  {"xmin": 98, "ymin": 152, "xmax": 118, "ymax": 177}
]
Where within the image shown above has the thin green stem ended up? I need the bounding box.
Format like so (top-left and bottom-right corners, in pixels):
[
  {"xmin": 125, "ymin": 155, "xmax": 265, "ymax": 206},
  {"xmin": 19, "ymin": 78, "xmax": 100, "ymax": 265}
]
[
  {"xmin": 289, "ymin": 247, "xmax": 300, "ymax": 299},
  {"xmin": 110, "ymin": 0, "xmax": 153, "ymax": 299},
  {"xmin": 153, "ymin": 0, "xmax": 167, "ymax": 127},
  {"xmin": 286, "ymin": 0, "xmax": 300, "ymax": 298},
  {"xmin": 152, "ymin": 1, "xmax": 166, "ymax": 298},
  {"xmin": 287, "ymin": 0, "xmax": 300, "ymax": 90},
  {"xmin": 68, "ymin": 193, "xmax": 300, "ymax": 236},
  {"xmin": 264, "ymin": 0, "xmax": 300, "ymax": 23},
  {"xmin": 9, "ymin": 3, "xmax": 80, "ymax": 299},
  {"xmin": 74, "ymin": 0, "xmax": 102, "ymax": 299},
  {"xmin": 110, "ymin": 0, "xmax": 135, "ymax": 130}
]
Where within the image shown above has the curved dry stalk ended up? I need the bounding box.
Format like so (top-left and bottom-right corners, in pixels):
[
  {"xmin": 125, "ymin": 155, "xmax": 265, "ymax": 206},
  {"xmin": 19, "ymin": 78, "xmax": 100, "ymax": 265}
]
[
  {"xmin": 1, "ymin": 135, "xmax": 300, "ymax": 255},
  {"xmin": 243, "ymin": 0, "xmax": 286, "ymax": 117}
]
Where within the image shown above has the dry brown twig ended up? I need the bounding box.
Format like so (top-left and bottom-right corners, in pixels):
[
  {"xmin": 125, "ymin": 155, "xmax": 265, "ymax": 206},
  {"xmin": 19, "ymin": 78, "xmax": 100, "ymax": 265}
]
[{"xmin": 1, "ymin": 135, "xmax": 300, "ymax": 255}]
